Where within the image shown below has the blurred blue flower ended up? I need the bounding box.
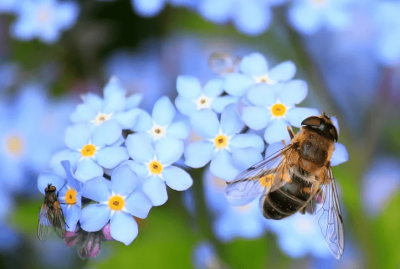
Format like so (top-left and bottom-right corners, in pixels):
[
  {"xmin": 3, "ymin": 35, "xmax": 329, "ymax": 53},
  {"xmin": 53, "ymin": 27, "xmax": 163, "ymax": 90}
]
[
  {"xmin": 126, "ymin": 134, "xmax": 193, "ymax": 206},
  {"xmin": 10, "ymin": 0, "xmax": 79, "ymax": 44},
  {"xmin": 131, "ymin": 0, "xmax": 196, "ymax": 17},
  {"xmin": 0, "ymin": 62, "xmax": 19, "ymax": 89},
  {"xmin": 242, "ymin": 81, "xmax": 319, "ymax": 144},
  {"xmin": 175, "ymin": 76, "xmax": 237, "ymax": 116},
  {"xmin": 37, "ymin": 161, "xmax": 82, "ymax": 232},
  {"xmin": 80, "ymin": 164, "xmax": 152, "ymax": 245},
  {"xmin": 56, "ymin": 122, "xmax": 129, "ymax": 182},
  {"xmin": 0, "ymin": 224, "xmax": 20, "ymax": 253},
  {"xmin": 70, "ymin": 76, "xmax": 143, "ymax": 133},
  {"xmin": 184, "ymin": 105, "xmax": 264, "ymax": 181},
  {"xmin": 192, "ymin": 241, "xmax": 227, "ymax": 269},
  {"xmin": 288, "ymin": 0, "xmax": 353, "ymax": 35},
  {"xmin": 362, "ymin": 157, "xmax": 400, "ymax": 217},
  {"xmin": 0, "ymin": 0, "xmax": 18, "ymax": 13},
  {"xmin": 131, "ymin": 96, "xmax": 189, "ymax": 142},
  {"xmin": 224, "ymin": 52, "xmax": 296, "ymax": 97}
]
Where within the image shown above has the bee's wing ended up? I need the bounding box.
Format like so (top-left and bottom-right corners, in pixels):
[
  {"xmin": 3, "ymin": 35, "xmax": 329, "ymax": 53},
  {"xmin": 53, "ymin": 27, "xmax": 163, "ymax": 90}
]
[
  {"xmin": 37, "ymin": 205, "xmax": 52, "ymax": 241},
  {"xmin": 315, "ymin": 166, "xmax": 345, "ymax": 259},
  {"xmin": 226, "ymin": 145, "xmax": 294, "ymax": 206},
  {"xmin": 49, "ymin": 206, "xmax": 67, "ymax": 239}
]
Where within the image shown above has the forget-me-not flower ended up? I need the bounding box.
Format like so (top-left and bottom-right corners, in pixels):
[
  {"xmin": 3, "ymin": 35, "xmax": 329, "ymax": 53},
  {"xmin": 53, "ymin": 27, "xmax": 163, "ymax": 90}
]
[
  {"xmin": 37, "ymin": 161, "xmax": 82, "ymax": 232},
  {"xmin": 175, "ymin": 76, "xmax": 237, "ymax": 116},
  {"xmin": 131, "ymin": 96, "xmax": 189, "ymax": 142},
  {"xmin": 126, "ymin": 134, "xmax": 193, "ymax": 206},
  {"xmin": 57, "ymin": 122, "xmax": 129, "ymax": 182},
  {"xmin": 184, "ymin": 104, "xmax": 264, "ymax": 181},
  {"xmin": 80, "ymin": 165, "xmax": 152, "ymax": 245},
  {"xmin": 224, "ymin": 52, "xmax": 296, "ymax": 97},
  {"xmin": 192, "ymin": 241, "xmax": 226, "ymax": 269},
  {"xmin": 11, "ymin": 0, "xmax": 79, "ymax": 43},
  {"xmin": 242, "ymin": 80, "xmax": 319, "ymax": 144},
  {"xmin": 0, "ymin": 0, "xmax": 18, "ymax": 13}
]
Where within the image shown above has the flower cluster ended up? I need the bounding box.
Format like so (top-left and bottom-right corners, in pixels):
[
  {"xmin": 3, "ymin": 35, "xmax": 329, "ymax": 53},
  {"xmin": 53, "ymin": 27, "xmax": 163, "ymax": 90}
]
[{"xmin": 37, "ymin": 51, "xmax": 348, "ymax": 258}]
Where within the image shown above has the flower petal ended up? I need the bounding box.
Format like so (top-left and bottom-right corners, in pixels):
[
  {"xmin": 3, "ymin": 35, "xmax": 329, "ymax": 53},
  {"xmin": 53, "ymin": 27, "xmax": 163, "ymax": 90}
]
[
  {"xmin": 331, "ymin": 116, "xmax": 340, "ymax": 134},
  {"xmin": 190, "ymin": 109, "xmax": 219, "ymax": 139},
  {"xmin": 96, "ymin": 147, "xmax": 129, "ymax": 169},
  {"xmin": 232, "ymin": 147, "xmax": 263, "ymax": 171},
  {"xmin": 64, "ymin": 124, "xmax": 91, "ymax": 149},
  {"xmin": 155, "ymin": 137, "xmax": 183, "ymax": 165},
  {"xmin": 64, "ymin": 205, "xmax": 81, "ymax": 232},
  {"xmin": 176, "ymin": 75, "xmax": 202, "ymax": 99},
  {"xmin": 268, "ymin": 61, "xmax": 296, "ymax": 82},
  {"xmin": 241, "ymin": 106, "xmax": 270, "ymax": 130},
  {"xmin": 110, "ymin": 212, "xmax": 138, "ymax": 245},
  {"xmin": 142, "ymin": 176, "xmax": 168, "ymax": 206},
  {"xmin": 264, "ymin": 119, "xmax": 291, "ymax": 144},
  {"xmin": 126, "ymin": 133, "xmax": 154, "ymax": 163},
  {"xmin": 113, "ymin": 108, "xmax": 142, "ymax": 129},
  {"xmin": 131, "ymin": 110, "xmax": 152, "ymax": 132},
  {"xmin": 203, "ymin": 78, "xmax": 224, "ymax": 97},
  {"xmin": 239, "ymin": 52, "xmax": 268, "ymax": 76},
  {"xmin": 75, "ymin": 158, "xmax": 104, "ymax": 183},
  {"xmin": 92, "ymin": 120, "xmax": 121, "ymax": 146},
  {"xmin": 125, "ymin": 161, "xmax": 148, "ymax": 179},
  {"xmin": 111, "ymin": 164, "xmax": 139, "ymax": 196},
  {"xmin": 224, "ymin": 73, "xmax": 254, "ymax": 97},
  {"xmin": 287, "ymin": 107, "xmax": 320, "ymax": 128},
  {"xmin": 163, "ymin": 166, "xmax": 193, "ymax": 191},
  {"xmin": 61, "ymin": 160, "xmax": 81, "ymax": 192},
  {"xmin": 125, "ymin": 191, "xmax": 153, "ymax": 218},
  {"xmin": 80, "ymin": 204, "xmax": 110, "ymax": 232},
  {"xmin": 82, "ymin": 177, "xmax": 111, "ymax": 202},
  {"xmin": 152, "ymin": 96, "xmax": 176, "ymax": 126},
  {"xmin": 279, "ymin": 80, "xmax": 308, "ymax": 106},
  {"xmin": 331, "ymin": 143, "xmax": 348, "ymax": 166},
  {"xmin": 82, "ymin": 93, "xmax": 103, "ymax": 111},
  {"xmin": 167, "ymin": 120, "xmax": 190, "ymax": 140},
  {"xmin": 212, "ymin": 96, "xmax": 238, "ymax": 113},
  {"xmin": 37, "ymin": 172, "xmax": 65, "ymax": 195},
  {"xmin": 184, "ymin": 141, "xmax": 214, "ymax": 168},
  {"xmin": 220, "ymin": 104, "xmax": 243, "ymax": 135},
  {"xmin": 230, "ymin": 133, "xmax": 264, "ymax": 152},
  {"xmin": 49, "ymin": 150, "xmax": 81, "ymax": 178},
  {"xmin": 265, "ymin": 142, "xmax": 285, "ymax": 158},
  {"xmin": 175, "ymin": 95, "xmax": 196, "ymax": 116},
  {"xmin": 246, "ymin": 83, "xmax": 276, "ymax": 106},
  {"xmin": 125, "ymin": 93, "xmax": 143, "ymax": 109},
  {"xmin": 70, "ymin": 104, "xmax": 96, "ymax": 123},
  {"xmin": 210, "ymin": 150, "xmax": 240, "ymax": 182}
]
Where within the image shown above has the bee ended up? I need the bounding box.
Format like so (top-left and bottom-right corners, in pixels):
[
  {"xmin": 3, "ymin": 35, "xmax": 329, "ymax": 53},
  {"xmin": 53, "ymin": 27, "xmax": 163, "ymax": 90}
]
[
  {"xmin": 37, "ymin": 183, "xmax": 67, "ymax": 241},
  {"xmin": 226, "ymin": 113, "xmax": 344, "ymax": 259}
]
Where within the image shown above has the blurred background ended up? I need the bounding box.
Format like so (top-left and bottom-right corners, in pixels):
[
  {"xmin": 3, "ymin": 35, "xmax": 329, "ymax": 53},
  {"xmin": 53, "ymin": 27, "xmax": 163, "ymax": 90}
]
[{"xmin": 0, "ymin": 0, "xmax": 399, "ymax": 268}]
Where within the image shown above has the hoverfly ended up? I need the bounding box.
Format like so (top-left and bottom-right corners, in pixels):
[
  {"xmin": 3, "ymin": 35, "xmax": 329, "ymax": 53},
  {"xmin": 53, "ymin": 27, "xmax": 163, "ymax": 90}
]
[
  {"xmin": 37, "ymin": 183, "xmax": 67, "ymax": 241},
  {"xmin": 226, "ymin": 113, "xmax": 344, "ymax": 259}
]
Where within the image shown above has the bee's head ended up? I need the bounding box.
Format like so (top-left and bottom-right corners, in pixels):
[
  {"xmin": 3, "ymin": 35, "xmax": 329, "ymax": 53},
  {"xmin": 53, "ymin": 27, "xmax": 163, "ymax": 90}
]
[
  {"xmin": 45, "ymin": 184, "xmax": 56, "ymax": 193},
  {"xmin": 301, "ymin": 114, "xmax": 338, "ymax": 142}
]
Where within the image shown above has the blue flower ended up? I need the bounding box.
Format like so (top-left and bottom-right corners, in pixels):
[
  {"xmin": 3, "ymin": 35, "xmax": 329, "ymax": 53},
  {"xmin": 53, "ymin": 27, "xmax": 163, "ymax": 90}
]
[
  {"xmin": 224, "ymin": 52, "xmax": 297, "ymax": 97},
  {"xmin": 192, "ymin": 241, "xmax": 226, "ymax": 269},
  {"xmin": 287, "ymin": 0, "xmax": 353, "ymax": 35},
  {"xmin": 0, "ymin": 0, "xmax": 18, "ymax": 13},
  {"xmin": 70, "ymin": 76, "xmax": 143, "ymax": 134},
  {"xmin": 37, "ymin": 161, "xmax": 82, "ymax": 232},
  {"xmin": 10, "ymin": 0, "xmax": 79, "ymax": 44},
  {"xmin": 175, "ymin": 76, "xmax": 237, "ymax": 116},
  {"xmin": 131, "ymin": 0, "xmax": 194, "ymax": 17},
  {"xmin": 185, "ymin": 104, "xmax": 264, "ymax": 181},
  {"xmin": 80, "ymin": 164, "xmax": 152, "ymax": 245},
  {"xmin": 125, "ymin": 134, "xmax": 193, "ymax": 206},
  {"xmin": 131, "ymin": 96, "xmax": 189, "ymax": 142},
  {"xmin": 241, "ymin": 81, "xmax": 319, "ymax": 144},
  {"xmin": 55, "ymin": 122, "xmax": 129, "ymax": 182}
]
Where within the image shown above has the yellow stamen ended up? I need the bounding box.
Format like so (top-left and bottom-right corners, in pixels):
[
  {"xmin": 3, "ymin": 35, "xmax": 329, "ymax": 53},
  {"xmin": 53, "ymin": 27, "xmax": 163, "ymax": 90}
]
[
  {"xmin": 271, "ymin": 104, "xmax": 287, "ymax": 117},
  {"xmin": 149, "ymin": 160, "xmax": 163, "ymax": 175},
  {"xmin": 214, "ymin": 134, "xmax": 229, "ymax": 149},
  {"xmin": 81, "ymin": 144, "xmax": 97, "ymax": 157},
  {"xmin": 65, "ymin": 189, "xmax": 77, "ymax": 204},
  {"xmin": 254, "ymin": 74, "xmax": 275, "ymax": 85},
  {"xmin": 108, "ymin": 195, "xmax": 124, "ymax": 211},
  {"xmin": 259, "ymin": 174, "xmax": 273, "ymax": 187},
  {"xmin": 5, "ymin": 134, "xmax": 24, "ymax": 158},
  {"xmin": 94, "ymin": 113, "xmax": 110, "ymax": 125}
]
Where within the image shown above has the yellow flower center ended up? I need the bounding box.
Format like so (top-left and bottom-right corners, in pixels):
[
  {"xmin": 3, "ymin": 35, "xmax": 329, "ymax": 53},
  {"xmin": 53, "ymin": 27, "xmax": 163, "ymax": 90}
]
[
  {"xmin": 259, "ymin": 174, "xmax": 273, "ymax": 188},
  {"xmin": 195, "ymin": 95, "xmax": 212, "ymax": 110},
  {"xmin": 214, "ymin": 134, "xmax": 229, "ymax": 149},
  {"xmin": 149, "ymin": 124, "xmax": 166, "ymax": 140},
  {"xmin": 65, "ymin": 189, "xmax": 77, "ymax": 204},
  {"xmin": 81, "ymin": 144, "xmax": 97, "ymax": 157},
  {"xmin": 271, "ymin": 104, "xmax": 287, "ymax": 117},
  {"xmin": 212, "ymin": 176, "xmax": 226, "ymax": 190},
  {"xmin": 108, "ymin": 195, "xmax": 125, "ymax": 211},
  {"xmin": 38, "ymin": 9, "xmax": 50, "ymax": 23},
  {"xmin": 254, "ymin": 74, "xmax": 275, "ymax": 85},
  {"xmin": 149, "ymin": 160, "xmax": 163, "ymax": 175},
  {"xmin": 4, "ymin": 134, "xmax": 24, "ymax": 158},
  {"xmin": 94, "ymin": 113, "xmax": 110, "ymax": 125},
  {"xmin": 236, "ymin": 204, "xmax": 251, "ymax": 212}
]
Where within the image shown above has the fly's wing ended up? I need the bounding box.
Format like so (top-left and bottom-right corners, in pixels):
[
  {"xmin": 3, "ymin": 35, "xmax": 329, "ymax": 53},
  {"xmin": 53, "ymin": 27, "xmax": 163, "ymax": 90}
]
[
  {"xmin": 37, "ymin": 205, "xmax": 52, "ymax": 241},
  {"xmin": 226, "ymin": 145, "xmax": 295, "ymax": 206},
  {"xmin": 49, "ymin": 206, "xmax": 67, "ymax": 239},
  {"xmin": 315, "ymin": 166, "xmax": 345, "ymax": 259}
]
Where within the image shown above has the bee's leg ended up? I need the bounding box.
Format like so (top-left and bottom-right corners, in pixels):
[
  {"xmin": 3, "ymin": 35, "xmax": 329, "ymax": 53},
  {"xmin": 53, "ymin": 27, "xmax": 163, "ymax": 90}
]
[{"xmin": 287, "ymin": 126, "xmax": 295, "ymax": 140}]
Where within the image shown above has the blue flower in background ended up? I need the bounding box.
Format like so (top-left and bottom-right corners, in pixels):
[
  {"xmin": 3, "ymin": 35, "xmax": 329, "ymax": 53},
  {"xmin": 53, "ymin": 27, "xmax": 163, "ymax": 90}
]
[
  {"xmin": 288, "ymin": 0, "xmax": 353, "ymax": 35},
  {"xmin": 131, "ymin": 0, "xmax": 195, "ymax": 17},
  {"xmin": 80, "ymin": 165, "xmax": 152, "ymax": 245},
  {"xmin": 10, "ymin": 0, "xmax": 79, "ymax": 44},
  {"xmin": 224, "ymin": 52, "xmax": 296, "ymax": 97},
  {"xmin": 132, "ymin": 96, "xmax": 189, "ymax": 142},
  {"xmin": 192, "ymin": 241, "xmax": 226, "ymax": 269},
  {"xmin": 175, "ymin": 76, "xmax": 237, "ymax": 116},
  {"xmin": 56, "ymin": 122, "xmax": 129, "ymax": 182},
  {"xmin": 126, "ymin": 134, "xmax": 193, "ymax": 206},
  {"xmin": 0, "ymin": 0, "xmax": 18, "ymax": 13},
  {"xmin": 242, "ymin": 80, "xmax": 319, "ymax": 144},
  {"xmin": 70, "ymin": 76, "xmax": 143, "ymax": 133},
  {"xmin": 184, "ymin": 104, "xmax": 264, "ymax": 181},
  {"xmin": 37, "ymin": 161, "xmax": 82, "ymax": 232},
  {"xmin": 0, "ymin": 62, "xmax": 19, "ymax": 90}
]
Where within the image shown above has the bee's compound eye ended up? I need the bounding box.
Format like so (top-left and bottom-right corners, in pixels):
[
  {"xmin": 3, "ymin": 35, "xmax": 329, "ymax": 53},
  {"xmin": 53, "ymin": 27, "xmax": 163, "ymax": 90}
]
[
  {"xmin": 301, "ymin": 116, "xmax": 322, "ymax": 127},
  {"xmin": 329, "ymin": 126, "xmax": 338, "ymax": 141}
]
